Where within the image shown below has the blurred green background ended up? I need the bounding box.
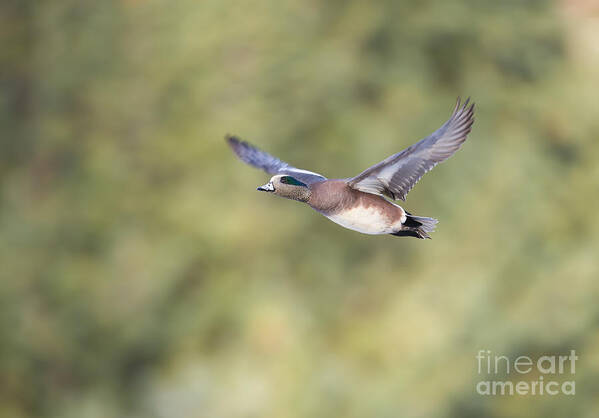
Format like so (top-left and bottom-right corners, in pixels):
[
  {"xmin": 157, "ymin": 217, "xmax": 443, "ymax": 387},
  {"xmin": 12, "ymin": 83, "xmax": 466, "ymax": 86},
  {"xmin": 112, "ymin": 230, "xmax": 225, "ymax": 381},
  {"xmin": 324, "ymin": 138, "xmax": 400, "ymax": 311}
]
[{"xmin": 2, "ymin": 0, "xmax": 599, "ymax": 417}]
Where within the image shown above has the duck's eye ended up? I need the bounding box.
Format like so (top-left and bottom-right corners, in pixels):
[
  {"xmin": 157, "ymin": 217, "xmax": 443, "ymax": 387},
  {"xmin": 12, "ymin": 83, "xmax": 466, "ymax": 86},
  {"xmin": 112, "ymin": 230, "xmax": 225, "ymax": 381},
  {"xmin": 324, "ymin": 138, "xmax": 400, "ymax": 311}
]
[{"xmin": 281, "ymin": 176, "xmax": 290, "ymax": 184}]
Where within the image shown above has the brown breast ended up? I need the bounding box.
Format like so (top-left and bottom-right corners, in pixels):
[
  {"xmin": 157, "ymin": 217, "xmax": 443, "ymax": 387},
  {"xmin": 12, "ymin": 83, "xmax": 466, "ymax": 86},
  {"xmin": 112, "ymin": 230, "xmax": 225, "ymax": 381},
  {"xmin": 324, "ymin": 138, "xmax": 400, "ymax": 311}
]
[{"xmin": 308, "ymin": 180, "xmax": 404, "ymax": 223}]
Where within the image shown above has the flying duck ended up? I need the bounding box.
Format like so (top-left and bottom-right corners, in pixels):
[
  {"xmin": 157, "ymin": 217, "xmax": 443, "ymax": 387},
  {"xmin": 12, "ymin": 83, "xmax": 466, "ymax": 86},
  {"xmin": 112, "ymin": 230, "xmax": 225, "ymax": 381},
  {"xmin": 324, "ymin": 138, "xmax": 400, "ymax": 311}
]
[{"xmin": 227, "ymin": 98, "xmax": 475, "ymax": 239}]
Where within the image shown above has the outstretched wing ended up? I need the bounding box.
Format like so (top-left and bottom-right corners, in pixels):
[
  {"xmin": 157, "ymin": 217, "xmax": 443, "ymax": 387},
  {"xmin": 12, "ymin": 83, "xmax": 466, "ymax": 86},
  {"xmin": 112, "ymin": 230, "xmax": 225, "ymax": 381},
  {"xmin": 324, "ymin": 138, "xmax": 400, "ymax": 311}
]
[
  {"xmin": 347, "ymin": 97, "xmax": 475, "ymax": 201},
  {"xmin": 227, "ymin": 135, "xmax": 327, "ymax": 185}
]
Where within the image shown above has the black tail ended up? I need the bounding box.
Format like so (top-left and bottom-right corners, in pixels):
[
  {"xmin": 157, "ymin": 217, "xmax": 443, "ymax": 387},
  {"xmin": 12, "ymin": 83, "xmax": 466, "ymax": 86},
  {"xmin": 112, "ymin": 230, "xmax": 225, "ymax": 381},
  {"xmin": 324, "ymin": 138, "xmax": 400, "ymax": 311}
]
[{"xmin": 391, "ymin": 214, "xmax": 438, "ymax": 239}]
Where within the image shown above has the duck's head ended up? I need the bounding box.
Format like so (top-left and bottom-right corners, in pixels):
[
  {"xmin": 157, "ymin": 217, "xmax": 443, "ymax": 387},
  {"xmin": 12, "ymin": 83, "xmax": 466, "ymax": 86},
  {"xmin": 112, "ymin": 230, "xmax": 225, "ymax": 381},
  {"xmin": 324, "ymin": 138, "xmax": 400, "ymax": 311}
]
[{"xmin": 257, "ymin": 174, "xmax": 311, "ymax": 202}]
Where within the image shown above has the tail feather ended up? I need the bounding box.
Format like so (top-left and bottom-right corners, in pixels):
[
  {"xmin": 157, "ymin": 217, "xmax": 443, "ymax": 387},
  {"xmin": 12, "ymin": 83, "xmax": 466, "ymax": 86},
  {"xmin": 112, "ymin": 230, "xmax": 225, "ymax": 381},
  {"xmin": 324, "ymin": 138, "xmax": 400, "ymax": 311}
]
[{"xmin": 391, "ymin": 214, "xmax": 438, "ymax": 239}]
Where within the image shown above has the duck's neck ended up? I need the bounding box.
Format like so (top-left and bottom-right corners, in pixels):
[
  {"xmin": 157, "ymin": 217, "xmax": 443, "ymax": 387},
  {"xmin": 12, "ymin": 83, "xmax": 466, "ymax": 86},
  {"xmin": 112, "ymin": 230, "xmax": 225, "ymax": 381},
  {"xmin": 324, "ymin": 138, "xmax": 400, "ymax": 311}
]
[{"xmin": 282, "ymin": 186, "xmax": 311, "ymax": 203}]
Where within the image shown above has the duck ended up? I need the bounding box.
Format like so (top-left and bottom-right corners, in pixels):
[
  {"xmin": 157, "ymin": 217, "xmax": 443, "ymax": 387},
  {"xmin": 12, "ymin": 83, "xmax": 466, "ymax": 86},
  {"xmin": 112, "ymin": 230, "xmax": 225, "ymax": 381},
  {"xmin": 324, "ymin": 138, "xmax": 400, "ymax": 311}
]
[{"xmin": 227, "ymin": 97, "xmax": 475, "ymax": 239}]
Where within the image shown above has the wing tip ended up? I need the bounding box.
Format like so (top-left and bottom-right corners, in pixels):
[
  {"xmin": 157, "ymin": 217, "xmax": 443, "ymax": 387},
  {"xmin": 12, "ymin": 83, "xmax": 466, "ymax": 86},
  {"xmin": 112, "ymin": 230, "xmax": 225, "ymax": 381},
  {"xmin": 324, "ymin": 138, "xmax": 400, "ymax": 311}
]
[
  {"xmin": 226, "ymin": 134, "xmax": 255, "ymax": 156},
  {"xmin": 226, "ymin": 134, "xmax": 258, "ymax": 165},
  {"xmin": 453, "ymin": 96, "xmax": 475, "ymax": 116},
  {"xmin": 451, "ymin": 96, "xmax": 476, "ymax": 131},
  {"xmin": 225, "ymin": 134, "xmax": 242, "ymax": 147}
]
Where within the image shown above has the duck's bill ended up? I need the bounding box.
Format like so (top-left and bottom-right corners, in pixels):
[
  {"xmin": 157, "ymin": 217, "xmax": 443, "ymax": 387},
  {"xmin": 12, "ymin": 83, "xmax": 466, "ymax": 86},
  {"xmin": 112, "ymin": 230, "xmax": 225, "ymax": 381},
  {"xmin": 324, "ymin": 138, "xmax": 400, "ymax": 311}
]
[{"xmin": 257, "ymin": 182, "xmax": 274, "ymax": 192}]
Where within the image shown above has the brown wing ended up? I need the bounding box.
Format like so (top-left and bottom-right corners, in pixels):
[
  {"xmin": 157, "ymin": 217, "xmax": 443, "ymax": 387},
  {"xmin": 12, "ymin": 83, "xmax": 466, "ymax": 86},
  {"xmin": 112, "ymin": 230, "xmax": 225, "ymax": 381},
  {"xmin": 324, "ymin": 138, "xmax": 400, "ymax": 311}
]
[{"xmin": 347, "ymin": 98, "xmax": 475, "ymax": 200}]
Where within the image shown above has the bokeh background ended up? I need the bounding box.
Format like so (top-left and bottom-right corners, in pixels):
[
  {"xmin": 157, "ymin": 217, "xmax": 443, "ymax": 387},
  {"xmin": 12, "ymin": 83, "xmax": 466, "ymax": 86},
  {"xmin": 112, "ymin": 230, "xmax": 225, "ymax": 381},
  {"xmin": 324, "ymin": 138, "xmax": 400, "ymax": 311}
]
[{"xmin": 2, "ymin": 0, "xmax": 599, "ymax": 417}]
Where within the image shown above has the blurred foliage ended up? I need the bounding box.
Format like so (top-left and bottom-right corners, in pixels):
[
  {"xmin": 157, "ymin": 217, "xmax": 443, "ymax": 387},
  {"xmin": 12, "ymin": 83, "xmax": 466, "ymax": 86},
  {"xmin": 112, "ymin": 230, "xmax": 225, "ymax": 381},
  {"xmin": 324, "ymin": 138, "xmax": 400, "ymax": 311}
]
[{"xmin": 1, "ymin": 0, "xmax": 599, "ymax": 417}]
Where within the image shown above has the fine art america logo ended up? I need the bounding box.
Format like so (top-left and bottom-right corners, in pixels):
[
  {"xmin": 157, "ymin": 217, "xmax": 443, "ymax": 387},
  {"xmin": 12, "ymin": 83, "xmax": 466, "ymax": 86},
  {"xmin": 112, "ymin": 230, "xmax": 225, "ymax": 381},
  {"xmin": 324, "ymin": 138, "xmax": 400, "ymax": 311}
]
[{"xmin": 476, "ymin": 350, "xmax": 577, "ymax": 396}]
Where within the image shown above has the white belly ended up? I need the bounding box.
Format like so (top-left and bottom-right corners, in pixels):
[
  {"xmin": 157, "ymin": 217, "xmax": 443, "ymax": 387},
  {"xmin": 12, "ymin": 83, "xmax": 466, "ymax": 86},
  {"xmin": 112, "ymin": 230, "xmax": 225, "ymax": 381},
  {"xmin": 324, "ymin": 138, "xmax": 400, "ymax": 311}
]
[{"xmin": 324, "ymin": 205, "xmax": 404, "ymax": 235}]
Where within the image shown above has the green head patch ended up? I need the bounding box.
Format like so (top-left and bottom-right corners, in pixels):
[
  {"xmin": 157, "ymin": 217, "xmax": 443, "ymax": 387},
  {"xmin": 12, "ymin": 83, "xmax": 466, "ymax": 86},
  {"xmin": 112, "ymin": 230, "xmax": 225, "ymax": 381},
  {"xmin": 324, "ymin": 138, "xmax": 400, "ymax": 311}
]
[{"xmin": 280, "ymin": 176, "xmax": 307, "ymax": 187}]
